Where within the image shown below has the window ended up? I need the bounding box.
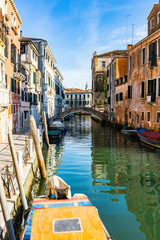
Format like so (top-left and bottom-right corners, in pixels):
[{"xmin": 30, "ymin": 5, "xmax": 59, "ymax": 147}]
[
  {"xmin": 17, "ymin": 82, "xmax": 20, "ymax": 94},
  {"xmin": 33, "ymin": 72, "xmax": 36, "ymax": 84},
  {"xmin": 142, "ymin": 48, "xmax": 145, "ymax": 64},
  {"xmin": 11, "ymin": 44, "xmax": 16, "ymax": 64},
  {"xmin": 20, "ymin": 45, "xmax": 25, "ymax": 54},
  {"xmin": 128, "ymin": 85, "xmax": 132, "ymax": 99},
  {"xmin": 150, "ymin": 18, "xmax": 154, "ymax": 29},
  {"xmin": 11, "ymin": 78, "xmax": 16, "ymax": 93},
  {"xmin": 129, "ymin": 111, "xmax": 131, "ymax": 120},
  {"xmin": 79, "ymin": 95, "xmax": 81, "ymax": 99},
  {"xmin": 83, "ymin": 94, "xmax": 85, "ymax": 100},
  {"xmin": 157, "ymin": 12, "xmax": 160, "ymax": 23},
  {"xmin": 71, "ymin": 94, "xmax": 72, "ymax": 99},
  {"xmin": 14, "ymin": 104, "xmax": 16, "ymax": 114},
  {"xmin": 129, "ymin": 56, "xmax": 132, "ymax": 71},
  {"xmin": 147, "ymin": 112, "xmax": 150, "ymax": 122},
  {"xmin": 5, "ymin": 37, "xmax": 9, "ymax": 58},
  {"xmin": 119, "ymin": 92, "xmax": 123, "ymax": 101},
  {"xmin": 120, "ymin": 77, "xmax": 123, "ymax": 84},
  {"xmin": 148, "ymin": 79, "xmax": 156, "ymax": 102},
  {"xmin": 87, "ymin": 94, "xmax": 89, "ymax": 98},
  {"xmin": 75, "ymin": 94, "xmax": 77, "ymax": 99},
  {"xmin": 67, "ymin": 94, "xmax": 69, "ymax": 98},
  {"xmin": 124, "ymin": 75, "xmax": 128, "ymax": 82},
  {"xmin": 141, "ymin": 82, "xmax": 145, "ymax": 98},
  {"xmin": 25, "ymin": 92, "xmax": 27, "ymax": 102},
  {"xmin": 157, "ymin": 112, "xmax": 160, "ymax": 123},
  {"xmin": 28, "ymin": 93, "xmax": 30, "ymax": 102},
  {"xmin": 116, "ymin": 94, "xmax": 118, "ymax": 102},
  {"xmin": 5, "ymin": 74, "xmax": 7, "ymax": 89},
  {"xmin": 24, "ymin": 111, "xmax": 28, "ymax": 120},
  {"xmin": 102, "ymin": 61, "xmax": 105, "ymax": 68},
  {"xmin": 141, "ymin": 112, "xmax": 144, "ymax": 121},
  {"xmin": 107, "ymin": 70, "xmax": 109, "ymax": 77},
  {"xmin": 149, "ymin": 42, "xmax": 157, "ymax": 67},
  {"xmin": 21, "ymin": 90, "xmax": 24, "ymax": 101},
  {"xmin": 66, "ymin": 100, "xmax": 69, "ymax": 104},
  {"xmin": 107, "ymin": 84, "xmax": 109, "ymax": 91},
  {"xmin": 117, "ymin": 79, "xmax": 119, "ymax": 85},
  {"xmin": 11, "ymin": 105, "xmax": 13, "ymax": 114}
]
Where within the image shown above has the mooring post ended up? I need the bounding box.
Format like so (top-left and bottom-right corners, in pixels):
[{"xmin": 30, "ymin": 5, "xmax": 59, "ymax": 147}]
[
  {"xmin": 43, "ymin": 111, "xmax": 50, "ymax": 147},
  {"xmin": 28, "ymin": 115, "xmax": 47, "ymax": 179},
  {"xmin": 8, "ymin": 133, "xmax": 28, "ymax": 211},
  {"xmin": 0, "ymin": 172, "xmax": 16, "ymax": 240},
  {"xmin": 29, "ymin": 138, "xmax": 33, "ymax": 158},
  {"xmin": 16, "ymin": 150, "xmax": 23, "ymax": 177}
]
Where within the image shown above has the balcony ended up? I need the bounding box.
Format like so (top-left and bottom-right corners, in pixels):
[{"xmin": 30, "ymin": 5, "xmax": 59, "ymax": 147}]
[{"xmin": 0, "ymin": 84, "xmax": 9, "ymax": 108}]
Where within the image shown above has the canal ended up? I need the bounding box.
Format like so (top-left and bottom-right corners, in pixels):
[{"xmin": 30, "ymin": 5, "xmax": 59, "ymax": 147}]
[{"xmin": 38, "ymin": 115, "xmax": 160, "ymax": 240}]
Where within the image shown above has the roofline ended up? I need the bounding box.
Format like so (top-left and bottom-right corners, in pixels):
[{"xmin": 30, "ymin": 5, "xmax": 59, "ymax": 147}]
[
  {"xmin": 20, "ymin": 37, "xmax": 40, "ymax": 55},
  {"xmin": 147, "ymin": 4, "xmax": 160, "ymax": 20},
  {"xmin": 10, "ymin": 0, "xmax": 22, "ymax": 25},
  {"xmin": 128, "ymin": 28, "xmax": 160, "ymax": 52}
]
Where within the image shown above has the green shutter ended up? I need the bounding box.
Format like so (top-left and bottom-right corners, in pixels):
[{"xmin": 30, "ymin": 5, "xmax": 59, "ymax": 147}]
[
  {"xmin": 33, "ymin": 72, "xmax": 36, "ymax": 84},
  {"xmin": 5, "ymin": 38, "xmax": 8, "ymax": 58},
  {"xmin": 5, "ymin": 75, "xmax": 7, "ymax": 89}
]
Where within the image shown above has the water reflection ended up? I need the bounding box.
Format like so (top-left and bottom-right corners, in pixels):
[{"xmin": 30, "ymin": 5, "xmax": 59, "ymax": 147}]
[
  {"xmin": 40, "ymin": 115, "xmax": 160, "ymax": 240},
  {"xmin": 91, "ymin": 120, "xmax": 160, "ymax": 240}
]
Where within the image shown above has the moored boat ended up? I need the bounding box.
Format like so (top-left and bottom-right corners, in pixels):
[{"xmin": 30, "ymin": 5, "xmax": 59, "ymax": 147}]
[
  {"xmin": 22, "ymin": 176, "xmax": 111, "ymax": 240},
  {"xmin": 48, "ymin": 130, "xmax": 62, "ymax": 140},
  {"xmin": 137, "ymin": 127, "xmax": 160, "ymax": 148},
  {"xmin": 121, "ymin": 129, "xmax": 137, "ymax": 137},
  {"xmin": 49, "ymin": 118, "xmax": 67, "ymax": 132}
]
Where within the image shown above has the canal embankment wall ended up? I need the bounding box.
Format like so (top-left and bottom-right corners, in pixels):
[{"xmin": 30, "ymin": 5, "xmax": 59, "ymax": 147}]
[{"xmin": 0, "ymin": 126, "xmax": 44, "ymax": 240}]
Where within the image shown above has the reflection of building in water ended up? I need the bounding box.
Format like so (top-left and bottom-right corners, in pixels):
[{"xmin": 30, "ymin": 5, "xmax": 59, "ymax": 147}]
[
  {"xmin": 91, "ymin": 121, "xmax": 160, "ymax": 238},
  {"xmin": 66, "ymin": 115, "xmax": 92, "ymax": 137},
  {"xmin": 45, "ymin": 143, "xmax": 64, "ymax": 177}
]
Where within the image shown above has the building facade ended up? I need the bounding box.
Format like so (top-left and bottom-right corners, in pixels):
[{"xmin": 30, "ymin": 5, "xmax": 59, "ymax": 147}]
[
  {"xmin": 126, "ymin": 3, "xmax": 160, "ymax": 131},
  {"xmin": 55, "ymin": 67, "xmax": 64, "ymax": 116},
  {"xmin": 0, "ymin": 0, "xmax": 25, "ymax": 137},
  {"xmin": 20, "ymin": 37, "xmax": 42, "ymax": 127},
  {"xmin": 65, "ymin": 84, "xmax": 92, "ymax": 109},
  {"xmin": 30, "ymin": 39, "xmax": 57, "ymax": 121}
]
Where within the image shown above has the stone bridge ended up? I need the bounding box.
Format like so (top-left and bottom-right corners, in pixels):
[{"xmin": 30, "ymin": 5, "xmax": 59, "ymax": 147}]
[{"xmin": 57, "ymin": 107, "xmax": 108, "ymax": 121}]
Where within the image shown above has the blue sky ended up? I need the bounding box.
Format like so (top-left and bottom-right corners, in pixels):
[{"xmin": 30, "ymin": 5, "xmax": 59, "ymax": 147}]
[{"xmin": 14, "ymin": 0, "xmax": 156, "ymax": 89}]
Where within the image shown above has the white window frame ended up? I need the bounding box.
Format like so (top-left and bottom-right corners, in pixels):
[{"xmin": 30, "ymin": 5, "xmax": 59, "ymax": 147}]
[
  {"xmin": 142, "ymin": 47, "xmax": 145, "ymax": 65},
  {"xmin": 150, "ymin": 18, "xmax": 154, "ymax": 29},
  {"xmin": 157, "ymin": 12, "xmax": 160, "ymax": 23}
]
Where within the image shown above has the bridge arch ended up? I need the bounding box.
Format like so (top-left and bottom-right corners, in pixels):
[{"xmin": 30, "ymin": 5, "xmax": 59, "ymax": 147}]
[{"xmin": 56, "ymin": 107, "xmax": 107, "ymax": 121}]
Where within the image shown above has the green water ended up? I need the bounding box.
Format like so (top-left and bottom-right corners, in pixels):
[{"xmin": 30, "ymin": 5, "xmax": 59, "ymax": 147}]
[{"xmin": 42, "ymin": 115, "xmax": 160, "ymax": 240}]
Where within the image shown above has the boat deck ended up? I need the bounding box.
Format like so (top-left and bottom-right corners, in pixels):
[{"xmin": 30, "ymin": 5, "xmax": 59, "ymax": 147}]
[{"xmin": 31, "ymin": 206, "xmax": 107, "ymax": 240}]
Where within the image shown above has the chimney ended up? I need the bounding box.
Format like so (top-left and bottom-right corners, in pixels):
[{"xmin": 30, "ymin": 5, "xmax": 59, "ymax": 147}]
[
  {"xmin": 93, "ymin": 51, "xmax": 97, "ymax": 57},
  {"xmin": 127, "ymin": 44, "xmax": 133, "ymax": 50}
]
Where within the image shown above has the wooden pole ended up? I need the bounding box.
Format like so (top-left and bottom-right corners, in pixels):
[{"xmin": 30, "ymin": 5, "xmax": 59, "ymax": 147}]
[
  {"xmin": 8, "ymin": 133, "xmax": 28, "ymax": 211},
  {"xmin": 43, "ymin": 111, "xmax": 49, "ymax": 147},
  {"xmin": 0, "ymin": 172, "xmax": 16, "ymax": 240},
  {"xmin": 28, "ymin": 115, "xmax": 47, "ymax": 179}
]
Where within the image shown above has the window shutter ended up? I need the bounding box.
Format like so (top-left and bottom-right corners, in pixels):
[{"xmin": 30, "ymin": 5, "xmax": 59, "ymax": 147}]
[{"xmin": 5, "ymin": 38, "xmax": 9, "ymax": 58}]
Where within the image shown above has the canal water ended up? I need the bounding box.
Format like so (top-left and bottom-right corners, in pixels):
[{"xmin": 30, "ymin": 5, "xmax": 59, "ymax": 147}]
[{"xmin": 39, "ymin": 115, "xmax": 160, "ymax": 240}]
